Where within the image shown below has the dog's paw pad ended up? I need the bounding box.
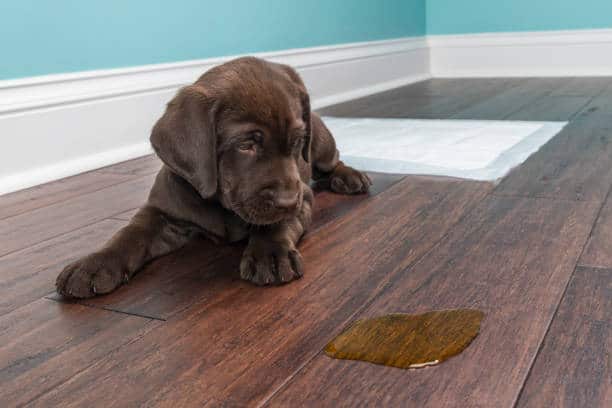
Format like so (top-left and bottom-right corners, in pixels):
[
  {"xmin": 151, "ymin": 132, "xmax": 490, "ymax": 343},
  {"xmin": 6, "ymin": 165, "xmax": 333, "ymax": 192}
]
[
  {"xmin": 240, "ymin": 242, "xmax": 303, "ymax": 286},
  {"xmin": 330, "ymin": 166, "xmax": 372, "ymax": 195},
  {"xmin": 56, "ymin": 253, "xmax": 124, "ymax": 299}
]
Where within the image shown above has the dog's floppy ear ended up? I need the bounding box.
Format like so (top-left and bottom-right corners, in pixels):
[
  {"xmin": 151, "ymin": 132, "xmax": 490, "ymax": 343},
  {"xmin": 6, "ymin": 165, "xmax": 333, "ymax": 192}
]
[
  {"xmin": 150, "ymin": 85, "xmax": 219, "ymax": 198},
  {"xmin": 276, "ymin": 63, "xmax": 312, "ymax": 163},
  {"xmin": 299, "ymin": 91, "xmax": 312, "ymax": 163}
]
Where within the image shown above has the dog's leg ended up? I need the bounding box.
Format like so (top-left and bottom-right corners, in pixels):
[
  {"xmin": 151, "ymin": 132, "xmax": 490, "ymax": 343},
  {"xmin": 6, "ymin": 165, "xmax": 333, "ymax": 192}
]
[
  {"xmin": 56, "ymin": 206, "xmax": 194, "ymax": 298},
  {"xmin": 240, "ymin": 185, "xmax": 313, "ymax": 285},
  {"xmin": 310, "ymin": 112, "xmax": 372, "ymax": 194}
]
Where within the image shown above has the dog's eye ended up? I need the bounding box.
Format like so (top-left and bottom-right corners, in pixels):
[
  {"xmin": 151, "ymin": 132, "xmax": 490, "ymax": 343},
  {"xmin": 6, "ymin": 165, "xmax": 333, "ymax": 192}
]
[{"xmin": 238, "ymin": 141, "xmax": 256, "ymax": 152}]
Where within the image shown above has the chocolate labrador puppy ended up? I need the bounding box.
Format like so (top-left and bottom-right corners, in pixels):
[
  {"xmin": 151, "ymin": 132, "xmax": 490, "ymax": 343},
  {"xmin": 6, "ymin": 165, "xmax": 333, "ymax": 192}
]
[{"xmin": 56, "ymin": 57, "xmax": 371, "ymax": 298}]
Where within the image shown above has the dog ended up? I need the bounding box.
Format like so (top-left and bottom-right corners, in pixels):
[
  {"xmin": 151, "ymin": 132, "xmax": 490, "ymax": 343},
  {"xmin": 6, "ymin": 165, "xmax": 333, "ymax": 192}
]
[{"xmin": 56, "ymin": 57, "xmax": 372, "ymax": 298}]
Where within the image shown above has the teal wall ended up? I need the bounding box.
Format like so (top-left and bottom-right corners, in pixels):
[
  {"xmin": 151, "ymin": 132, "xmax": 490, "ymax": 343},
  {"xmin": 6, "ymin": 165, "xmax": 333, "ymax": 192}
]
[
  {"xmin": 427, "ymin": 0, "xmax": 612, "ymax": 35},
  {"xmin": 6, "ymin": 1, "xmax": 609, "ymax": 80},
  {"xmin": 0, "ymin": 0, "xmax": 425, "ymax": 80}
]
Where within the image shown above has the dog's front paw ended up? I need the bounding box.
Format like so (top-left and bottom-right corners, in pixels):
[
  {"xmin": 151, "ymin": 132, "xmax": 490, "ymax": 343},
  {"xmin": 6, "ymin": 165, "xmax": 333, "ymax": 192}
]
[
  {"xmin": 240, "ymin": 240, "xmax": 303, "ymax": 286},
  {"xmin": 56, "ymin": 252, "xmax": 125, "ymax": 298},
  {"xmin": 330, "ymin": 164, "xmax": 372, "ymax": 195}
]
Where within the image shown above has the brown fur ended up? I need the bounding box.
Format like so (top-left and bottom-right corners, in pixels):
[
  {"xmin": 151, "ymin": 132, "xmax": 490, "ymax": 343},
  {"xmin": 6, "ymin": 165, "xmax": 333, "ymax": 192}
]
[{"xmin": 56, "ymin": 57, "xmax": 371, "ymax": 298}]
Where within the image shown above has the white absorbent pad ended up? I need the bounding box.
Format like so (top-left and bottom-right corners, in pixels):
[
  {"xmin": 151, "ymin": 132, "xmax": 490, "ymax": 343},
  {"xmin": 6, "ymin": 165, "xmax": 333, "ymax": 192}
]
[{"xmin": 323, "ymin": 117, "xmax": 567, "ymax": 181}]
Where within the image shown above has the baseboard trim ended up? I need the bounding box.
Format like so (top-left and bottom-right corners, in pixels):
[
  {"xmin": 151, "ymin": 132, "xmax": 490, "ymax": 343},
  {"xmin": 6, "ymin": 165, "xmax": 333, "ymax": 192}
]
[
  {"xmin": 0, "ymin": 37, "xmax": 429, "ymax": 195},
  {"xmin": 0, "ymin": 143, "xmax": 153, "ymax": 196},
  {"xmin": 429, "ymin": 28, "xmax": 612, "ymax": 77},
  {"xmin": 0, "ymin": 37, "xmax": 428, "ymax": 114},
  {"xmin": 5, "ymin": 29, "xmax": 612, "ymax": 195}
]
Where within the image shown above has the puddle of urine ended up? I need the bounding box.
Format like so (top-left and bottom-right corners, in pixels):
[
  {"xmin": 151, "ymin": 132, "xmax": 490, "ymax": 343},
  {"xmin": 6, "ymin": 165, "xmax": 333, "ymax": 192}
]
[{"xmin": 324, "ymin": 309, "xmax": 484, "ymax": 369}]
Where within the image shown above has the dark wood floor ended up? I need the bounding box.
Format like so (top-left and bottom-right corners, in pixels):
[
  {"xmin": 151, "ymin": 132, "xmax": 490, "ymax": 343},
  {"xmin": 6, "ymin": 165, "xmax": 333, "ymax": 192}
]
[{"xmin": 1, "ymin": 78, "xmax": 611, "ymax": 407}]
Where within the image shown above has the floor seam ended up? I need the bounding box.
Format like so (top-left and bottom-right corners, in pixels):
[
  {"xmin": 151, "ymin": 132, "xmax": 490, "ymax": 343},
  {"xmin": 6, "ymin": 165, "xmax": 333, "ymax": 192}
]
[
  {"xmin": 449, "ymin": 79, "xmax": 550, "ymax": 120},
  {"xmin": 44, "ymin": 295, "xmax": 166, "ymax": 321},
  {"xmin": 573, "ymin": 263, "xmax": 612, "ymax": 272},
  {"xmin": 567, "ymin": 96, "xmax": 596, "ymax": 121},
  {"xmin": 501, "ymin": 88, "xmax": 558, "ymax": 120},
  {"xmin": 511, "ymin": 177, "xmax": 612, "ymax": 407},
  {"xmin": 490, "ymin": 192, "xmax": 603, "ymax": 203},
  {"xmin": 106, "ymin": 206, "xmax": 140, "ymax": 220},
  {"xmin": 108, "ymin": 217, "xmax": 133, "ymax": 221}
]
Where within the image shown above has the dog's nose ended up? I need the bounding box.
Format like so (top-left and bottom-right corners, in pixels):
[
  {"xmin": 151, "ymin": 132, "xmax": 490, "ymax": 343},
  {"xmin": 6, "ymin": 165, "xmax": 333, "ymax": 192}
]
[
  {"xmin": 260, "ymin": 188, "xmax": 299, "ymax": 210},
  {"xmin": 274, "ymin": 192, "xmax": 299, "ymax": 210}
]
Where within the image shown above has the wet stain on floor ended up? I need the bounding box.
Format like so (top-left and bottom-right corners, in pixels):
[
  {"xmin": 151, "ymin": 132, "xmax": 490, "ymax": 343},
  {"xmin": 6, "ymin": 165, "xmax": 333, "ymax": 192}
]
[{"xmin": 324, "ymin": 309, "xmax": 484, "ymax": 369}]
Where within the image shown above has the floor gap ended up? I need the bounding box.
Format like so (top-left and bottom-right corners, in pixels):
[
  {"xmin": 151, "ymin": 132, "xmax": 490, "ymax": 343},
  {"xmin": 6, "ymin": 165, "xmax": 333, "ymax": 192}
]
[{"xmin": 44, "ymin": 294, "xmax": 167, "ymax": 321}]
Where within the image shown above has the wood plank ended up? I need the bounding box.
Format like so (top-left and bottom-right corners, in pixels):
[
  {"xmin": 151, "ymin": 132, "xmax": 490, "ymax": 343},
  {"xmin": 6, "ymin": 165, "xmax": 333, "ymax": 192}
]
[
  {"xmin": 337, "ymin": 90, "xmax": 510, "ymax": 119},
  {"xmin": 311, "ymin": 172, "xmax": 404, "ymax": 231},
  {"xmin": 0, "ymin": 299, "xmax": 157, "ymax": 407},
  {"xmin": 506, "ymin": 95, "xmax": 591, "ymax": 121},
  {"xmin": 580, "ymin": 192, "xmax": 612, "ymax": 268},
  {"xmin": 96, "ymin": 154, "xmax": 161, "ymax": 176},
  {"xmin": 317, "ymin": 84, "xmax": 445, "ymax": 117},
  {"xmin": 267, "ymin": 196, "xmax": 599, "ymax": 407},
  {"xmin": 319, "ymin": 94, "xmax": 457, "ymax": 118},
  {"xmin": 382, "ymin": 78, "xmax": 524, "ymax": 97},
  {"xmin": 109, "ymin": 207, "xmax": 140, "ymax": 221},
  {"xmin": 51, "ymin": 172, "xmax": 404, "ymax": 320},
  {"xmin": 549, "ymin": 77, "xmax": 612, "ymax": 97},
  {"xmin": 363, "ymin": 94, "xmax": 482, "ymax": 118},
  {"xmin": 318, "ymin": 79, "xmax": 521, "ymax": 119},
  {"xmin": 451, "ymin": 78, "xmax": 565, "ymax": 120},
  {"xmin": 516, "ymin": 266, "xmax": 611, "ymax": 408},
  {"xmin": 0, "ymin": 219, "xmax": 127, "ymax": 317},
  {"xmin": 29, "ymin": 177, "xmax": 492, "ymax": 407},
  {"xmin": 363, "ymin": 78, "xmax": 521, "ymax": 103},
  {"xmin": 494, "ymin": 113, "xmax": 612, "ymax": 201},
  {"xmin": 380, "ymin": 78, "xmax": 471, "ymax": 96},
  {"xmin": 0, "ymin": 170, "xmax": 130, "ymax": 221},
  {"xmin": 0, "ymin": 173, "xmax": 155, "ymax": 257}
]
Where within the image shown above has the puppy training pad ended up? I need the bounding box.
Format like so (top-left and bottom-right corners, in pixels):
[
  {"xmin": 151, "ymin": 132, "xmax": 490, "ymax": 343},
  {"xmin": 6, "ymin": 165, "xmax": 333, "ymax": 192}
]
[{"xmin": 323, "ymin": 117, "xmax": 566, "ymax": 181}]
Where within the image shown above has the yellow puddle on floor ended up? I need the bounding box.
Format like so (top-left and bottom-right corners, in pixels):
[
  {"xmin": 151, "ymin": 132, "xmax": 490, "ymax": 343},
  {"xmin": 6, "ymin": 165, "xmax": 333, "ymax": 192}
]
[{"xmin": 324, "ymin": 309, "xmax": 484, "ymax": 369}]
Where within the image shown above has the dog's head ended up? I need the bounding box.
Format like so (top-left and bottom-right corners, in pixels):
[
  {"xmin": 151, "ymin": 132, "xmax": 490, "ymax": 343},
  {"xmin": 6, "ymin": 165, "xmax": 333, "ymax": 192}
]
[{"xmin": 151, "ymin": 57, "xmax": 311, "ymax": 225}]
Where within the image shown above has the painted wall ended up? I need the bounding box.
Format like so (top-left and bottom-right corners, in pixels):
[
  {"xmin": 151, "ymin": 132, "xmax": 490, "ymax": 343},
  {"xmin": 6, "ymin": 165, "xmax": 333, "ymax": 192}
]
[
  {"xmin": 427, "ymin": 0, "xmax": 612, "ymax": 35},
  {"xmin": 0, "ymin": 0, "xmax": 426, "ymax": 80}
]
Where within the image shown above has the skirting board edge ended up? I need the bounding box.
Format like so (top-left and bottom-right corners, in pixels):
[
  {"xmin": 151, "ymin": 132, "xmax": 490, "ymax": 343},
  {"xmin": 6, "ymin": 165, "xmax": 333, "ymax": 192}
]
[
  {"xmin": 0, "ymin": 37, "xmax": 430, "ymax": 195},
  {"xmin": 429, "ymin": 28, "xmax": 612, "ymax": 78}
]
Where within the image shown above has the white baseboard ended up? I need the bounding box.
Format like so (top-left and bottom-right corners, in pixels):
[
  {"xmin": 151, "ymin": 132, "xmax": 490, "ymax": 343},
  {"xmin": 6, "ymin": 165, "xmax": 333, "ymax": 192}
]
[
  {"xmin": 429, "ymin": 28, "xmax": 612, "ymax": 78},
  {"xmin": 4, "ymin": 28, "xmax": 612, "ymax": 195},
  {"xmin": 0, "ymin": 37, "xmax": 430, "ymax": 195}
]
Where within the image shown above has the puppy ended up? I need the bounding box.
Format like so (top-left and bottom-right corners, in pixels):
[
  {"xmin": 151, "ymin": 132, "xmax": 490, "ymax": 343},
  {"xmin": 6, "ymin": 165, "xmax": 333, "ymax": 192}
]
[{"xmin": 56, "ymin": 57, "xmax": 371, "ymax": 298}]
